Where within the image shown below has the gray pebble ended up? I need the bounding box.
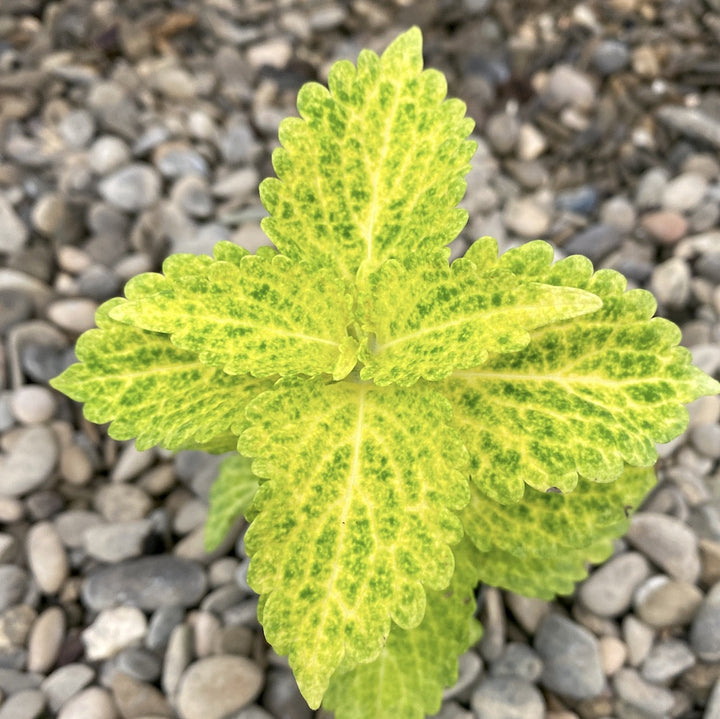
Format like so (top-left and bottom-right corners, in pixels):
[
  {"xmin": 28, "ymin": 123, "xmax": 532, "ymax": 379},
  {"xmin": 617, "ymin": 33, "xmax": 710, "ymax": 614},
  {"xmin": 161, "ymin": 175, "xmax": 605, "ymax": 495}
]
[
  {"xmin": 83, "ymin": 556, "xmax": 207, "ymax": 611},
  {"xmin": 564, "ymin": 224, "xmax": 623, "ymax": 264},
  {"xmin": 578, "ymin": 552, "xmax": 651, "ymax": 617},
  {"xmin": 622, "ymin": 616, "xmax": 655, "ymax": 667},
  {"xmin": 626, "ymin": 512, "xmax": 700, "ymax": 583},
  {"xmin": 470, "ymin": 676, "xmax": 544, "ymax": 719},
  {"xmin": 87, "ymin": 136, "xmax": 131, "ymax": 175},
  {"xmin": 26, "ymin": 522, "xmax": 68, "ymax": 594},
  {"xmin": 162, "ymin": 623, "xmax": 192, "ymax": 696},
  {"xmin": 634, "ymin": 575, "xmax": 703, "ymax": 627},
  {"xmin": 154, "ymin": 143, "xmax": 208, "ymax": 178},
  {"xmin": 592, "ymin": 40, "xmax": 630, "ymax": 75},
  {"xmin": 545, "ymin": 64, "xmax": 596, "ymax": 109},
  {"xmin": 27, "ymin": 606, "xmax": 65, "ymax": 674},
  {"xmin": 176, "ymin": 655, "xmax": 264, "ymax": 719},
  {"xmin": 657, "ymin": 106, "xmax": 720, "ymax": 149},
  {"xmin": 635, "ymin": 167, "xmax": 669, "ymax": 209},
  {"xmin": 0, "ymin": 425, "xmax": 57, "ymax": 498},
  {"xmin": 534, "ymin": 613, "xmax": 604, "ymax": 699},
  {"xmin": 690, "ymin": 423, "xmax": 720, "ymax": 459},
  {"xmin": 76, "ymin": 265, "xmax": 121, "ymax": 303},
  {"xmin": 145, "ymin": 605, "xmax": 185, "ymax": 652},
  {"xmin": 114, "ymin": 646, "xmax": 162, "ymax": 683},
  {"xmin": 10, "ymin": 385, "xmax": 56, "ymax": 424},
  {"xmin": 54, "ymin": 510, "xmax": 103, "ymax": 549},
  {"xmin": 83, "ymin": 520, "xmax": 153, "ymax": 563},
  {"xmin": 262, "ymin": 668, "xmax": 312, "ymax": 719},
  {"xmin": 503, "ymin": 196, "xmax": 551, "ymax": 238},
  {"xmin": 0, "ymin": 197, "xmax": 28, "ymax": 255},
  {"xmin": 98, "ymin": 163, "xmax": 161, "ymax": 211},
  {"xmin": 172, "ymin": 175, "xmax": 213, "ymax": 218},
  {"xmin": 110, "ymin": 444, "xmax": 156, "ymax": 484},
  {"xmin": 47, "ymin": 298, "xmax": 98, "ymax": 334},
  {"xmin": 58, "ymin": 110, "xmax": 95, "ymax": 149},
  {"xmin": 31, "ymin": 194, "xmax": 72, "ymax": 238},
  {"xmin": 490, "ymin": 643, "xmax": 542, "ymax": 682},
  {"xmin": 690, "ymin": 582, "xmax": 720, "ymax": 661},
  {"xmin": 0, "ymin": 688, "xmax": 45, "ymax": 719},
  {"xmin": 0, "ymin": 291, "xmax": 32, "ymax": 334},
  {"xmin": 661, "ymin": 172, "xmax": 708, "ymax": 213},
  {"xmin": 599, "ymin": 195, "xmax": 636, "ymax": 232},
  {"xmin": 41, "ymin": 664, "xmax": 94, "ymax": 713},
  {"xmin": 641, "ymin": 639, "xmax": 695, "ymax": 684},
  {"xmin": 485, "ymin": 112, "xmax": 519, "ymax": 155},
  {"xmin": 56, "ymin": 686, "xmax": 117, "ymax": 719},
  {"xmin": 0, "ymin": 668, "xmax": 42, "ymax": 693},
  {"xmin": 613, "ymin": 667, "xmax": 675, "ymax": 716},
  {"xmin": 94, "ymin": 482, "xmax": 152, "ymax": 521},
  {"xmin": 218, "ymin": 118, "xmax": 258, "ymax": 165},
  {"xmin": 110, "ymin": 671, "xmax": 170, "ymax": 718}
]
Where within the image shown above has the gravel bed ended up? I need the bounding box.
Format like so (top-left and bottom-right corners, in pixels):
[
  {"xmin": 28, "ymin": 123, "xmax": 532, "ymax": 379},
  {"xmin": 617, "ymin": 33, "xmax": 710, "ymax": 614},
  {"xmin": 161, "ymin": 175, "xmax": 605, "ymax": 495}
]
[{"xmin": 1, "ymin": 1, "xmax": 719, "ymax": 718}]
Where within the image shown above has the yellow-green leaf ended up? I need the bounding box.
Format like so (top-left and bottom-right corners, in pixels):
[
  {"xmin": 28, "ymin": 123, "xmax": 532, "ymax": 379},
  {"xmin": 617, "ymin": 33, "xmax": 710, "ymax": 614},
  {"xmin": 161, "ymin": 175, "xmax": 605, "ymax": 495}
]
[
  {"xmin": 445, "ymin": 238, "xmax": 720, "ymax": 503},
  {"xmin": 238, "ymin": 378, "xmax": 470, "ymax": 708},
  {"xmin": 50, "ymin": 299, "xmax": 269, "ymax": 451},
  {"xmin": 323, "ymin": 538, "xmax": 481, "ymax": 719},
  {"xmin": 260, "ymin": 27, "xmax": 476, "ymax": 281},
  {"xmin": 109, "ymin": 242, "xmax": 357, "ymax": 381},
  {"xmin": 464, "ymin": 466, "xmax": 656, "ymax": 599},
  {"xmin": 359, "ymin": 251, "xmax": 602, "ymax": 386},
  {"xmin": 204, "ymin": 454, "xmax": 259, "ymax": 552}
]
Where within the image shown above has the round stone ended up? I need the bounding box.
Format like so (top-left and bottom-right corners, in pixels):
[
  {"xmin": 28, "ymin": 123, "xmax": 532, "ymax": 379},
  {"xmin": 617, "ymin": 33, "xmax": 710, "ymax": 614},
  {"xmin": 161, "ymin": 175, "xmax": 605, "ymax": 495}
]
[
  {"xmin": 98, "ymin": 164, "xmax": 161, "ymax": 212},
  {"xmin": 27, "ymin": 606, "xmax": 65, "ymax": 673},
  {"xmin": 661, "ymin": 172, "xmax": 708, "ymax": 213},
  {"xmin": 10, "ymin": 385, "xmax": 56, "ymax": 424},
  {"xmin": 534, "ymin": 614, "xmax": 604, "ymax": 699},
  {"xmin": 57, "ymin": 687, "xmax": 117, "ymax": 719},
  {"xmin": 578, "ymin": 552, "xmax": 651, "ymax": 617},
  {"xmin": 634, "ymin": 576, "xmax": 703, "ymax": 627},
  {"xmin": 503, "ymin": 197, "xmax": 551, "ymax": 238},
  {"xmin": 640, "ymin": 210, "xmax": 688, "ymax": 245},
  {"xmin": 176, "ymin": 655, "xmax": 264, "ymax": 719},
  {"xmin": 26, "ymin": 521, "xmax": 69, "ymax": 594},
  {"xmin": 0, "ymin": 425, "xmax": 58, "ymax": 497},
  {"xmin": 82, "ymin": 556, "xmax": 207, "ymax": 611},
  {"xmin": 470, "ymin": 676, "xmax": 545, "ymax": 719},
  {"xmin": 690, "ymin": 582, "xmax": 720, "ymax": 661},
  {"xmin": 0, "ymin": 688, "xmax": 46, "ymax": 719},
  {"xmin": 641, "ymin": 639, "xmax": 696, "ymax": 684},
  {"xmin": 88, "ymin": 136, "xmax": 131, "ymax": 174},
  {"xmin": 47, "ymin": 298, "xmax": 98, "ymax": 334},
  {"xmin": 40, "ymin": 664, "xmax": 95, "ymax": 713},
  {"xmin": 626, "ymin": 512, "xmax": 700, "ymax": 583}
]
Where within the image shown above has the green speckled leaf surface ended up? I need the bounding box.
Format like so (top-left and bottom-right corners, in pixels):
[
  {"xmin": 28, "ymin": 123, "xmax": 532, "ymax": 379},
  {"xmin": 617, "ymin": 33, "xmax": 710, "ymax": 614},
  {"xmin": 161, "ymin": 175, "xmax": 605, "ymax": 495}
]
[
  {"xmin": 359, "ymin": 251, "xmax": 602, "ymax": 386},
  {"xmin": 323, "ymin": 538, "xmax": 481, "ymax": 719},
  {"xmin": 260, "ymin": 27, "xmax": 476, "ymax": 280},
  {"xmin": 50, "ymin": 298, "xmax": 269, "ymax": 451},
  {"xmin": 238, "ymin": 378, "xmax": 470, "ymax": 707},
  {"xmin": 446, "ymin": 238, "xmax": 720, "ymax": 504},
  {"xmin": 204, "ymin": 454, "xmax": 259, "ymax": 552},
  {"xmin": 110, "ymin": 242, "xmax": 358, "ymax": 380}
]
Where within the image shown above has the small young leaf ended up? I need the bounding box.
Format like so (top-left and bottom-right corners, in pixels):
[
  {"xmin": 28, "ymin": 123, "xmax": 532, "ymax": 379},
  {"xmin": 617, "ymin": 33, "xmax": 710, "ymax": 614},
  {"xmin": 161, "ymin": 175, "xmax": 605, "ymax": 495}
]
[
  {"xmin": 50, "ymin": 299, "xmax": 270, "ymax": 451},
  {"xmin": 445, "ymin": 239, "xmax": 720, "ymax": 503},
  {"xmin": 464, "ymin": 466, "xmax": 656, "ymax": 599},
  {"xmin": 238, "ymin": 378, "xmax": 470, "ymax": 708},
  {"xmin": 323, "ymin": 538, "xmax": 481, "ymax": 719},
  {"xmin": 260, "ymin": 27, "xmax": 476, "ymax": 281},
  {"xmin": 204, "ymin": 454, "xmax": 259, "ymax": 552},
  {"xmin": 359, "ymin": 251, "xmax": 602, "ymax": 386},
  {"xmin": 109, "ymin": 242, "xmax": 357, "ymax": 381}
]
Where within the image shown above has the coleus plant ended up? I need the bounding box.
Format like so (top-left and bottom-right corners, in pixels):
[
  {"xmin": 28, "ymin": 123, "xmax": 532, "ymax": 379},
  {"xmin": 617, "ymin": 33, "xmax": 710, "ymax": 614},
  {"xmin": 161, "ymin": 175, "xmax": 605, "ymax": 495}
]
[{"xmin": 52, "ymin": 27, "xmax": 719, "ymax": 719}]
